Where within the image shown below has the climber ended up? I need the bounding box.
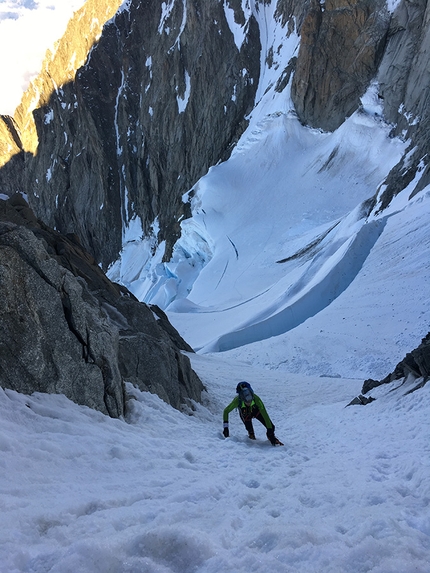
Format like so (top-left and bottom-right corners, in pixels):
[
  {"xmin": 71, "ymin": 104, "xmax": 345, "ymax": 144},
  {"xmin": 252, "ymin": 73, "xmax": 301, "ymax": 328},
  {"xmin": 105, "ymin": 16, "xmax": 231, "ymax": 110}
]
[{"xmin": 223, "ymin": 381, "xmax": 283, "ymax": 445}]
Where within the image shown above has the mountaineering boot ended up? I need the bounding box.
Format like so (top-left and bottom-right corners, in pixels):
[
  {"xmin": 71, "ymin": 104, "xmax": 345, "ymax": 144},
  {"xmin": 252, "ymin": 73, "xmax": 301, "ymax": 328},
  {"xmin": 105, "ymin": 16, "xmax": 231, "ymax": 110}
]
[
  {"xmin": 267, "ymin": 428, "xmax": 284, "ymax": 446},
  {"xmin": 248, "ymin": 432, "xmax": 256, "ymax": 440}
]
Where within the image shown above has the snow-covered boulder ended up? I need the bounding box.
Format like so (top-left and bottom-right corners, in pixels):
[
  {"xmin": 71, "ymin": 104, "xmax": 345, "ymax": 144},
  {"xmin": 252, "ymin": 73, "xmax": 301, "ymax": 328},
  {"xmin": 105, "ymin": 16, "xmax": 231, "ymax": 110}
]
[{"xmin": 362, "ymin": 332, "xmax": 430, "ymax": 395}]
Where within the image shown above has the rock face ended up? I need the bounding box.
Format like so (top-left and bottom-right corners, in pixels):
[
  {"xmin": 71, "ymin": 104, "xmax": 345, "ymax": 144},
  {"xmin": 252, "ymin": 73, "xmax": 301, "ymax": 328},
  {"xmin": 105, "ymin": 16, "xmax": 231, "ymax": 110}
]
[
  {"xmin": 373, "ymin": 0, "xmax": 430, "ymax": 209},
  {"xmin": 291, "ymin": 0, "xmax": 390, "ymax": 132},
  {"xmin": 362, "ymin": 332, "xmax": 430, "ymax": 394},
  {"xmin": 291, "ymin": 0, "xmax": 430, "ymax": 206},
  {"xmin": 0, "ymin": 115, "xmax": 22, "ymax": 169},
  {"xmin": 0, "ymin": 0, "xmax": 428, "ymax": 270},
  {"xmin": 14, "ymin": 0, "xmax": 123, "ymax": 158},
  {"xmin": 0, "ymin": 195, "xmax": 203, "ymax": 416},
  {"xmin": 0, "ymin": 0, "xmax": 122, "ymax": 178}
]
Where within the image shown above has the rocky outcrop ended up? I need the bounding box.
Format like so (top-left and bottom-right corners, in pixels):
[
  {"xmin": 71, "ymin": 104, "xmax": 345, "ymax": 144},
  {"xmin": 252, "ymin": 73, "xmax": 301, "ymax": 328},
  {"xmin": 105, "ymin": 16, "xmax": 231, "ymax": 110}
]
[
  {"xmin": 373, "ymin": 0, "xmax": 430, "ymax": 210},
  {"xmin": 2, "ymin": 0, "xmax": 122, "ymax": 162},
  {"xmin": 362, "ymin": 332, "xmax": 430, "ymax": 394},
  {"xmin": 0, "ymin": 0, "xmax": 260, "ymax": 269},
  {"xmin": 0, "ymin": 0, "xmax": 124, "ymax": 266},
  {"xmin": 346, "ymin": 394, "xmax": 376, "ymax": 406},
  {"xmin": 346, "ymin": 332, "xmax": 430, "ymax": 406},
  {"xmin": 275, "ymin": 0, "xmax": 314, "ymax": 31},
  {"xmin": 291, "ymin": 0, "xmax": 390, "ymax": 132},
  {"xmin": 0, "ymin": 115, "xmax": 23, "ymax": 169},
  {"xmin": 0, "ymin": 195, "xmax": 203, "ymax": 415}
]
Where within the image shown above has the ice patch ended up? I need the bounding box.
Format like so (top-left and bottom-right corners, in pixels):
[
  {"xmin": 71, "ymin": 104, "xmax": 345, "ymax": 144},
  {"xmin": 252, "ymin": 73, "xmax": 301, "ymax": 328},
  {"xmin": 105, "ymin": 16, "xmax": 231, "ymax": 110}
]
[
  {"xmin": 386, "ymin": 0, "xmax": 402, "ymax": 13},
  {"xmin": 44, "ymin": 109, "xmax": 54, "ymax": 124}
]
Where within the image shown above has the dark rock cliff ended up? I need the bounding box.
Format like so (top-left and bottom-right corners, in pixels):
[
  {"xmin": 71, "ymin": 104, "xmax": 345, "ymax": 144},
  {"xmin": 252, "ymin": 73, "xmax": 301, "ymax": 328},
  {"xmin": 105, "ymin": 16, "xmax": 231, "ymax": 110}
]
[
  {"xmin": 0, "ymin": 195, "xmax": 203, "ymax": 416},
  {"xmin": 291, "ymin": 0, "xmax": 430, "ymax": 207},
  {"xmin": 374, "ymin": 0, "xmax": 430, "ymax": 209},
  {"xmin": 291, "ymin": 0, "xmax": 390, "ymax": 132}
]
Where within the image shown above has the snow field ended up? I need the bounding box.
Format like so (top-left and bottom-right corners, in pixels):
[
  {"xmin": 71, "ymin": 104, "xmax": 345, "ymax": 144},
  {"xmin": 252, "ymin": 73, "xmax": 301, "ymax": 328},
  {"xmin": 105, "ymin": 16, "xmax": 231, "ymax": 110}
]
[
  {"xmin": 1, "ymin": 1, "xmax": 430, "ymax": 571},
  {"xmin": 1, "ymin": 351, "xmax": 429, "ymax": 573}
]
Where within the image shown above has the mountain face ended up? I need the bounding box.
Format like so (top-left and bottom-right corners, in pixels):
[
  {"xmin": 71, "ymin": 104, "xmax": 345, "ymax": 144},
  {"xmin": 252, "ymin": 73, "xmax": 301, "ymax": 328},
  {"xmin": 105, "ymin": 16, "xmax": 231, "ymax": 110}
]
[
  {"xmin": 291, "ymin": 0, "xmax": 391, "ymax": 131},
  {"xmin": 291, "ymin": 0, "xmax": 430, "ymax": 207},
  {"xmin": 0, "ymin": 0, "xmax": 262, "ymax": 268},
  {"xmin": 376, "ymin": 0, "xmax": 430, "ymax": 207},
  {"xmin": 0, "ymin": 0, "xmax": 123, "ymax": 172},
  {"xmin": 1, "ymin": 0, "xmax": 429, "ymax": 271}
]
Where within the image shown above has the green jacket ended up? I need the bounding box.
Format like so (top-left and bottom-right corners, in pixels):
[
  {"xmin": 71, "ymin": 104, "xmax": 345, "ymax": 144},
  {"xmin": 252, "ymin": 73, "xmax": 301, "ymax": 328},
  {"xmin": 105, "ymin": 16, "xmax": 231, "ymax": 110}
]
[{"xmin": 223, "ymin": 393, "xmax": 273, "ymax": 429}]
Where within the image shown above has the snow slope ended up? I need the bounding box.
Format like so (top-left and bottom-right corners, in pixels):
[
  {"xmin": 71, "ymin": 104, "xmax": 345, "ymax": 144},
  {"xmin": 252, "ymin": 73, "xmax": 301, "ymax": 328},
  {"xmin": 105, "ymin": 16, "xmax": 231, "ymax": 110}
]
[
  {"xmin": 222, "ymin": 189, "xmax": 430, "ymax": 379},
  {"xmin": 105, "ymin": 4, "xmax": 430, "ymax": 384},
  {"xmin": 105, "ymin": 5, "xmax": 430, "ymax": 381},
  {"xmin": 1, "ymin": 354, "xmax": 429, "ymax": 573}
]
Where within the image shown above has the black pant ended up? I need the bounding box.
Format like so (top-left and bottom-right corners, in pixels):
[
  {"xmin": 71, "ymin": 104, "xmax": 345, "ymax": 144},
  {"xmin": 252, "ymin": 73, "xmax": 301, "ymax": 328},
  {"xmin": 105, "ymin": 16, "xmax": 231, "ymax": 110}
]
[{"xmin": 239, "ymin": 405, "xmax": 274, "ymax": 436}]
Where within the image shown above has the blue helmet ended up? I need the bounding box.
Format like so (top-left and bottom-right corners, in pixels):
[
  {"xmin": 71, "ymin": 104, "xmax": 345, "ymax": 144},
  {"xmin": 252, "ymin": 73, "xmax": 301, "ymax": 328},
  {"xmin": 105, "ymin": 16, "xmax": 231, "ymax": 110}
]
[
  {"xmin": 236, "ymin": 381, "xmax": 252, "ymax": 393},
  {"xmin": 236, "ymin": 381, "xmax": 254, "ymax": 405}
]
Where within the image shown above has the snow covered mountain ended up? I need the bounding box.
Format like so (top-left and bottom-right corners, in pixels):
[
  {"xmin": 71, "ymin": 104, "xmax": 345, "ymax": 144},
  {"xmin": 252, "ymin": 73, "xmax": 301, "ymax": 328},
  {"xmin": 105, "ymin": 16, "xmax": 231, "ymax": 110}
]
[
  {"xmin": 0, "ymin": 0, "xmax": 429, "ymax": 378},
  {"xmin": 0, "ymin": 0, "xmax": 429, "ymax": 376},
  {"xmin": 103, "ymin": 0, "xmax": 429, "ymax": 378}
]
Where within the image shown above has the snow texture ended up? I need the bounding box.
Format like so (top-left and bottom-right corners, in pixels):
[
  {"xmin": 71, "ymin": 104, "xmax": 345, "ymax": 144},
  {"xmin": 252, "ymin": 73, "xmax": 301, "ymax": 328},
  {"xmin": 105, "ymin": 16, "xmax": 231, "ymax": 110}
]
[{"xmin": 1, "ymin": 357, "xmax": 430, "ymax": 572}]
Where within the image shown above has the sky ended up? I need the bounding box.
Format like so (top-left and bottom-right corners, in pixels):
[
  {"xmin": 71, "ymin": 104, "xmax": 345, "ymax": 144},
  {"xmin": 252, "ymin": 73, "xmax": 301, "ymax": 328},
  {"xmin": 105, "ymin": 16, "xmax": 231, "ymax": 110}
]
[
  {"xmin": 0, "ymin": 0, "xmax": 87, "ymax": 115},
  {"xmin": 1, "ymin": 0, "xmax": 430, "ymax": 571}
]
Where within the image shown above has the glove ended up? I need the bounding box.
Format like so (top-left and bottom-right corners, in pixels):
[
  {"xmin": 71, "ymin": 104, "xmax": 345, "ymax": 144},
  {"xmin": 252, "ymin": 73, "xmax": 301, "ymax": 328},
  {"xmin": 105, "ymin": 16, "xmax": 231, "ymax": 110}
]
[{"xmin": 223, "ymin": 422, "xmax": 229, "ymax": 438}]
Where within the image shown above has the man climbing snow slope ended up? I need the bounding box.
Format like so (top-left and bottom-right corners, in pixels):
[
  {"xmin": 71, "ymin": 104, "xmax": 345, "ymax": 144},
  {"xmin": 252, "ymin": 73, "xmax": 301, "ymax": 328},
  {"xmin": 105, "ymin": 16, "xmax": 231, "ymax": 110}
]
[{"xmin": 223, "ymin": 382, "xmax": 283, "ymax": 446}]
